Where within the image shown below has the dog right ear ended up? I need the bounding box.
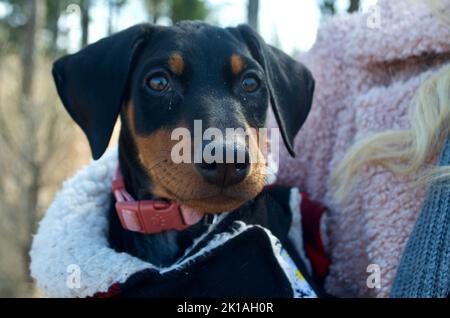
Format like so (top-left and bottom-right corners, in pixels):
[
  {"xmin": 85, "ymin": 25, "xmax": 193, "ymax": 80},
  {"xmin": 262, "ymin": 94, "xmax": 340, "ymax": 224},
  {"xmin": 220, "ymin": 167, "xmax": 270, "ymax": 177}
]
[{"xmin": 53, "ymin": 24, "xmax": 153, "ymax": 160}]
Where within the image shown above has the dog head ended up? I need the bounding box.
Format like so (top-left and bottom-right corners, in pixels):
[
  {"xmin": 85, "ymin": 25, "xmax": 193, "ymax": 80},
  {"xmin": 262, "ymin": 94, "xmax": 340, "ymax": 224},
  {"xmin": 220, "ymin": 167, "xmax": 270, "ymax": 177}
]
[{"xmin": 53, "ymin": 22, "xmax": 314, "ymax": 213}]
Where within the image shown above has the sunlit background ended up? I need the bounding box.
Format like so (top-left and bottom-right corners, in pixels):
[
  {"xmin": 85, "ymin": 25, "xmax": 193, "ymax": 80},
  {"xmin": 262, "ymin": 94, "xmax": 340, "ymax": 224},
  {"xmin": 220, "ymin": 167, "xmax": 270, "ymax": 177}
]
[
  {"xmin": 57, "ymin": 0, "xmax": 378, "ymax": 54},
  {"xmin": 0, "ymin": 0, "xmax": 377, "ymax": 297}
]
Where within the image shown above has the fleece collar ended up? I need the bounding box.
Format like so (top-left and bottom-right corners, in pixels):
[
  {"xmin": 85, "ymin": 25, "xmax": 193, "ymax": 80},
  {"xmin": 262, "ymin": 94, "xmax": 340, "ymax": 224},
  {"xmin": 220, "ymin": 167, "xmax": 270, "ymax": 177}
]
[{"xmin": 30, "ymin": 148, "xmax": 312, "ymax": 298}]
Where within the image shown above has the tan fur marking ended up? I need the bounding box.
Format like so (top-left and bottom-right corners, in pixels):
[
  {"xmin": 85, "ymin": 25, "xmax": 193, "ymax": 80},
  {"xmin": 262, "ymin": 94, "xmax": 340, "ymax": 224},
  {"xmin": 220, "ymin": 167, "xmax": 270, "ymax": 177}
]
[
  {"xmin": 230, "ymin": 54, "xmax": 245, "ymax": 75},
  {"xmin": 168, "ymin": 53, "xmax": 185, "ymax": 76},
  {"xmin": 126, "ymin": 102, "xmax": 266, "ymax": 213}
]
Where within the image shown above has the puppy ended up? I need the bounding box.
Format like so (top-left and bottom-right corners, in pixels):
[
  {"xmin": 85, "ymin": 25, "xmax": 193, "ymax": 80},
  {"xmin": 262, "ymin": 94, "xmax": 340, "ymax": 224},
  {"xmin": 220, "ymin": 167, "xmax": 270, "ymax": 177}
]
[{"xmin": 53, "ymin": 21, "xmax": 314, "ymax": 282}]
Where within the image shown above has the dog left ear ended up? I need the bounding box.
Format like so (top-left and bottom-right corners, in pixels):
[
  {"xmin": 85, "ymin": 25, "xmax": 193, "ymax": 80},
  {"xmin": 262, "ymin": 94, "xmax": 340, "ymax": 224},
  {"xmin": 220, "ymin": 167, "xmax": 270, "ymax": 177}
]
[
  {"xmin": 231, "ymin": 24, "xmax": 315, "ymax": 157},
  {"xmin": 53, "ymin": 24, "xmax": 153, "ymax": 160}
]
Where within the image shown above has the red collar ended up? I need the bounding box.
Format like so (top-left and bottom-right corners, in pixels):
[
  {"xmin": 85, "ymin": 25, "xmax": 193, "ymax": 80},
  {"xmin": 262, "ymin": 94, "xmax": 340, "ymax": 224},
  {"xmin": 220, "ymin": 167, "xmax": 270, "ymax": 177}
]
[{"xmin": 112, "ymin": 169, "xmax": 204, "ymax": 234}]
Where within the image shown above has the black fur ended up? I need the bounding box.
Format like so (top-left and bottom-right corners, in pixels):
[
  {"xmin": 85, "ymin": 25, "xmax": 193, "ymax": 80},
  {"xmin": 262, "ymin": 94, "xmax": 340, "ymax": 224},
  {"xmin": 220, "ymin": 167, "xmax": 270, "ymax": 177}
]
[{"xmin": 52, "ymin": 22, "xmax": 315, "ymax": 267}]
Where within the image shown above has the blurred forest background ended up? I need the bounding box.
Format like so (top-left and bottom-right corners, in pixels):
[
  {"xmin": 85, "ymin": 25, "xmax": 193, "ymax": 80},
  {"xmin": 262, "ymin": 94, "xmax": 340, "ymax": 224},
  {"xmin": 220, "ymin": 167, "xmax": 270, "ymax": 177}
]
[{"xmin": 0, "ymin": 0, "xmax": 364, "ymax": 297}]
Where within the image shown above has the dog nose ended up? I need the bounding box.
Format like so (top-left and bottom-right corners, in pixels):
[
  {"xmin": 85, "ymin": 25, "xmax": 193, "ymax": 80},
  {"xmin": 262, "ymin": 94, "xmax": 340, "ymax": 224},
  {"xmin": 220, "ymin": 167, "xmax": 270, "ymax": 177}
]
[{"xmin": 195, "ymin": 142, "xmax": 250, "ymax": 187}]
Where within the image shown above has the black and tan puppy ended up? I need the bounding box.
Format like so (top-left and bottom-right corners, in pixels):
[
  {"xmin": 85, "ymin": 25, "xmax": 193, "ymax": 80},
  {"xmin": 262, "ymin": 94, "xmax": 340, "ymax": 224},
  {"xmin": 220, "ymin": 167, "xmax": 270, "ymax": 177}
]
[{"xmin": 53, "ymin": 22, "xmax": 314, "ymax": 274}]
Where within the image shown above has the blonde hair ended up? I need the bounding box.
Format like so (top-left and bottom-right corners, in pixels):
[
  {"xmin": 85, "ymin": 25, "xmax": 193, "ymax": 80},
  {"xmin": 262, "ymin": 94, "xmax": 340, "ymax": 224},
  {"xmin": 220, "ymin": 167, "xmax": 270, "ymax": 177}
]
[{"xmin": 332, "ymin": 63, "xmax": 450, "ymax": 203}]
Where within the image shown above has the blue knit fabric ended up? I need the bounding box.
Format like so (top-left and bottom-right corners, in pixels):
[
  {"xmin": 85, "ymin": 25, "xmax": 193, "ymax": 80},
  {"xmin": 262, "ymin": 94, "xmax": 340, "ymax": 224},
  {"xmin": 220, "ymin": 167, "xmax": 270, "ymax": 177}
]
[{"xmin": 391, "ymin": 137, "xmax": 450, "ymax": 298}]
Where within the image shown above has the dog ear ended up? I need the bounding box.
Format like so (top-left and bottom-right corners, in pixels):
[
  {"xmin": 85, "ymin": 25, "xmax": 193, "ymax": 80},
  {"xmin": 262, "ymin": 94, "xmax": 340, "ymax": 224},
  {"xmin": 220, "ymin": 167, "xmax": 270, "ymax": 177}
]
[
  {"xmin": 231, "ymin": 24, "xmax": 315, "ymax": 157},
  {"xmin": 52, "ymin": 24, "xmax": 153, "ymax": 160}
]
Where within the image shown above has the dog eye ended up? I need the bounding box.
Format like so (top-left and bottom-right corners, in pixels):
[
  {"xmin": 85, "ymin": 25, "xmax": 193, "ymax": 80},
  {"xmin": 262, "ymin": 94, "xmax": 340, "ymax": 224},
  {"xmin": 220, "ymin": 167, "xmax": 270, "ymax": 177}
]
[
  {"xmin": 241, "ymin": 75, "xmax": 260, "ymax": 93},
  {"xmin": 146, "ymin": 73, "xmax": 170, "ymax": 92}
]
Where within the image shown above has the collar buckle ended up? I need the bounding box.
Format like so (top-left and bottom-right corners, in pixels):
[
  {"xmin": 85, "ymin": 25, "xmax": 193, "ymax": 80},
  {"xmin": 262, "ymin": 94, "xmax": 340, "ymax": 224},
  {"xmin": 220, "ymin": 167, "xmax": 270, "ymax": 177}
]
[
  {"xmin": 115, "ymin": 199, "xmax": 191, "ymax": 234},
  {"xmin": 140, "ymin": 201, "xmax": 189, "ymax": 233},
  {"xmin": 112, "ymin": 169, "xmax": 197, "ymax": 234}
]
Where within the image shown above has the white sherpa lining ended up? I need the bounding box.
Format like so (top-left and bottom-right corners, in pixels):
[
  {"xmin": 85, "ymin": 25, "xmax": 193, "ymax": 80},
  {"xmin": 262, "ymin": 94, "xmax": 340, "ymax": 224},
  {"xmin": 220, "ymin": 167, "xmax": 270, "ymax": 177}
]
[
  {"xmin": 30, "ymin": 148, "xmax": 307, "ymax": 298},
  {"xmin": 30, "ymin": 148, "xmax": 153, "ymax": 298}
]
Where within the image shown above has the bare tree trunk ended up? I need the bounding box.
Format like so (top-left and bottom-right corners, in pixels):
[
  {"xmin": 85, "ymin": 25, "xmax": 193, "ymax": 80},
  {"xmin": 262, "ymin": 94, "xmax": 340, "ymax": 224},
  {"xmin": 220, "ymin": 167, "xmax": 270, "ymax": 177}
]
[
  {"xmin": 153, "ymin": 12, "xmax": 160, "ymax": 24},
  {"xmin": 21, "ymin": 0, "xmax": 38, "ymax": 98},
  {"xmin": 348, "ymin": 0, "xmax": 360, "ymax": 13},
  {"xmin": 107, "ymin": 0, "xmax": 114, "ymax": 36},
  {"xmin": 146, "ymin": 0, "xmax": 164, "ymax": 24},
  {"xmin": 21, "ymin": 163, "xmax": 40, "ymax": 286},
  {"xmin": 247, "ymin": 0, "xmax": 259, "ymax": 31},
  {"xmin": 19, "ymin": 0, "xmax": 39, "ymax": 286},
  {"xmin": 80, "ymin": 0, "xmax": 91, "ymax": 47},
  {"xmin": 47, "ymin": 2, "xmax": 61, "ymax": 56}
]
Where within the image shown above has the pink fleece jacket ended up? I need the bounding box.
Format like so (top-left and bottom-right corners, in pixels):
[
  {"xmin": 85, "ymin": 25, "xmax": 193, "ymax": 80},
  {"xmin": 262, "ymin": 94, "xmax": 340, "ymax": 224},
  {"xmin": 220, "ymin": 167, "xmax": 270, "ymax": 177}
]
[{"xmin": 270, "ymin": 0, "xmax": 450, "ymax": 297}]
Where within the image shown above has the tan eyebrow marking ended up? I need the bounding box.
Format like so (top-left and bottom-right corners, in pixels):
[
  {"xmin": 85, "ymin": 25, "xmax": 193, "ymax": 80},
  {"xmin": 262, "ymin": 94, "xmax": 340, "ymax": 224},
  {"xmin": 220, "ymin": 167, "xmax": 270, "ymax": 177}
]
[
  {"xmin": 168, "ymin": 53, "xmax": 185, "ymax": 76},
  {"xmin": 230, "ymin": 54, "xmax": 246, "ymax": 75}
]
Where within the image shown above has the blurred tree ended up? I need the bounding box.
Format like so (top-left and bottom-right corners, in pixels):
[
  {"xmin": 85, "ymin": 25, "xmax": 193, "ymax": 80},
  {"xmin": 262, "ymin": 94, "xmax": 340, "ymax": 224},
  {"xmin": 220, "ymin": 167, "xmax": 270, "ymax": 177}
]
[
  {"xmin": 80, "ymin": 0, "xmax": 91, "ymax": 47},
  {"xmin": 47, "ymin": 0, "xmax": 92, "ymax": 50},
  {"xmin": 1, "ymin": 0, "xmax": 93, "ymax": 53},
  {"xmin": 144, "ymin": 0, "xmax": 167, "ymax": 24},
  {"xmin": 20, "ymin": 0, "xmax": 36, "ymax": 99},
  {"xmin": 319, "ymin": 0, "xmax": 361, "ymax": 17},
  {"xmin": 44, "ymin": 0, "xmax": 87, "ymax": 54},
  {"xmin": 247, "ymin": 0, "xmax": 259, "ymax": 31},
  {"xmin": 0, "ymin": 0, "xmax": 82, "ymax": 296},
  {"xmin": 319, "ymin": 0, "xmax": 336, "ymax": 16},
  {"xmin": 348, "ymin": 0, "xmax": 360, "ymax": 13},
  {"xmin": 0, "ymin": 0, "xmax": 41, "ymax": 287},
  {"xmin": 44, "ymin": 0, "xmax": 62, "ymax": 54},
  {"xmin": 170, "ymin": 0, "xmax": 208, "ymax": 23},
  {"xmin": 107, "ymin": 0, "xmax": 128, "ymax": 35},
  {"xmin": 44, "ymin": 0, "xmax": 74, "ymax": 55},
  {"xmin": 143, "ymin": 0, "xmax": 208, "ymax": 25},
  {"xmin": 0, "ymin": 0, "xmax": 27, "ymax": 51}
]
